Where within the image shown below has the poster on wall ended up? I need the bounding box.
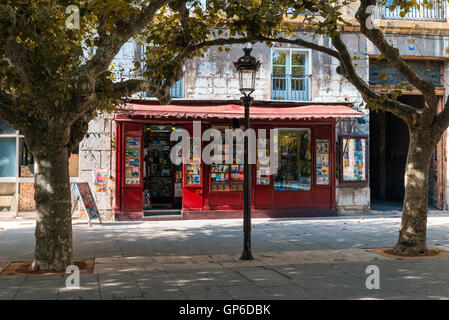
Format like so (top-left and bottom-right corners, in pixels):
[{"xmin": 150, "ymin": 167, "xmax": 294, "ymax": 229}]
[
  {"xmin": 342, "ymin": 137, "xmax": 366, "ymax": 182},
  {"xmin": 93, "ymin": 169, "xmax": 108, "ymax": 192},
  {"xmin": 316, "ymin": 139, "xmax": 330, "ymax": 185}
]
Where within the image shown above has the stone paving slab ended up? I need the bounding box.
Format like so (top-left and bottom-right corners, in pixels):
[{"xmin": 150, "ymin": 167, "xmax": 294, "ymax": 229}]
[
  {"xmin": 2, "ymin": 215, "xmax": 449, "ymax": 299},
  {"xmin": 2, "ymin": 258, "xmax": 449, "ymax": 299},
  {"xmin": 90, "ymin": 248, "xmax": 387, "ymax": 274}
]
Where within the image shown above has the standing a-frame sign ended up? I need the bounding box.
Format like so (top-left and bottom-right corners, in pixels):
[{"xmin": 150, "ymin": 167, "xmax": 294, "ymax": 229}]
[{"xmin": 72, "ymin": 182, "xmax": 102, "ymax": 226}]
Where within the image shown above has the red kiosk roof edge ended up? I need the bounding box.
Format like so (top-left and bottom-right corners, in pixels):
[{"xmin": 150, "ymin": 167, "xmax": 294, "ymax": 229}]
[{"xmin": 117, "ymin": 101, "xmax": 363, "ymax": 120}]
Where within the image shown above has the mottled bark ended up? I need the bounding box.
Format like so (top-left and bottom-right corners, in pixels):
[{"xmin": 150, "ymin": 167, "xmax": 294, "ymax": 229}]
[
  {"xmin": 393, "ymin": 127, "xmax": 435, "ymax": 255},
  {"xmin": 30, "ymin": 143, "xmax": 73, "ymax": 271}
]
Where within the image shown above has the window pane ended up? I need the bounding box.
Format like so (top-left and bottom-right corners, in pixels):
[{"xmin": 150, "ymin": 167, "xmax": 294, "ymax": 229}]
[
  {"xmin": 292, "ymin": 66, "xmax": 305, "ymax": 77},
  {"xmin": 292, "ymin": 53, "xmax": 305, "ymax": 66},
  {"xmin": 185, "ymin": 137, "xmax": 202, "ymax": 186},
  {"xmin": 69, "ymin": 153, "xmax": 79, "ymax": 177},
  {"xmin": 272, "ymin": 66, "xmax": 286, "ymax": 77},
  {"xmin": 257, "ymin": 136, "xmax": 270, "ymax": 185},
  {"xmin": 0, "ymin": 138, "xmax": 16, "ymax": 177},
  {"xmin": 0, "ymin": 121, "xmax": 16, "ymax": 134},
  {"xmin": 210, "ymin": 129, "xmax": 230, "ymax": 191},
  {"xmin": 272, "ymin": 51, "xmax": 286, "ymax": 65},
  {"xmin": 19, "ymin": 182, "xmax": 35, "ymax": 211},
  {"xmin": 19, "ymin": 138, "xmax": 34, "ymax": 177},
  {"xmin": 274, "ymin": 129, "xmax": 311, "ymax": 191},
  {"xmin": 0, "ymin": 182, "xmax": 15, "ymax": 212},
  {"xmin": 69, "ymin": 143, "xmax": 79, "ymax": 177},
  {"xmin": 342, "ymin": 138, "xmax": 367, "ymax": 181},
  {"xmin": 291, "ymin": 78, "xmax": 305, "ymax": 91},
  {"xmin": 272, "ymin": 78, "xmax": 286, "ymax": 91},
  {"xmin": 143, "ymin": 78, "xmax": 184, "ymax": 98}
]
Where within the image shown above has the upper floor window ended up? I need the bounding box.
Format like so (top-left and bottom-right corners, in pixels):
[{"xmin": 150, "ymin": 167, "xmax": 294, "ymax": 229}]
[
  {"xmin": 369, "ymin": 59, "xmax": 443, "ymax": 87},
  {"xmin": 142, "ymin": 78, "xmax": 185, "ymax": 99},
  {"xmin": 139, "ymin": 43, "xmax": 185, "ymax": 99},
  {"xmin": 271, "ymin": 49, "xmax": 311, "ymax": 101},
  {"xmin": 379, "ymin": 0, "xmax": 447, "ymax": 22}
]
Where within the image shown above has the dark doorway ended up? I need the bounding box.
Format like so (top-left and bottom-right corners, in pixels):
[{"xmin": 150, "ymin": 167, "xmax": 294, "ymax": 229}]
[
  {"xmin": 142, "ymin": 124, "xmax": 182, "ymax": 216},
  {"xmin": 370, "ymin": 95, "xmax": 427, "ymax": 204}
]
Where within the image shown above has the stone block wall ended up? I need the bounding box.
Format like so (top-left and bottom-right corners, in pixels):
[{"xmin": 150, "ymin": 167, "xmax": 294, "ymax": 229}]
[
  {"xmin": 336, "ymin": 187, "xmax": 371, "ymax": 215},
  {"xmin": 78, "ymin": 114, "xmax": 115, "ymax": 221},
  {"xmin": 185, "ymin": 43, "xmax": 271, "ymax": 100},
  {"xmin": 99, "ymin": 30, "xmax": 449, "ymax": 217}
]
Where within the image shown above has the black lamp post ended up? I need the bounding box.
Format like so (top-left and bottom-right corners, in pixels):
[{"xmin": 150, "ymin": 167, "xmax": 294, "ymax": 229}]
[{"xmin": 233, "ymin": 48, "xmax": 261, "ymax": 261}]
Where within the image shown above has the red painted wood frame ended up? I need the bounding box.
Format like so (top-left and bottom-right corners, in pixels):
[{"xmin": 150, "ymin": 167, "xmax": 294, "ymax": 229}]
[
  {"xmin": 181, "ymin": 123, "xmax": 204, "ymax": 211},
  {"xmin": 115, "ymin": 121, "xmax": 122, "ymax": 212},
  {"xmin": 203, "ymin": 124, "xmax": 245, "ymax": 210},
  {"xmin": 115, "ymin": 117, "xmax": 336, "ymax": 217},
  {"xmin": 120, "ymin": 122, "xmax": 144, "ymax": 216},
  {"xmin": 202, "ymin": 120, "xmax": 336, "ymax": 212}
]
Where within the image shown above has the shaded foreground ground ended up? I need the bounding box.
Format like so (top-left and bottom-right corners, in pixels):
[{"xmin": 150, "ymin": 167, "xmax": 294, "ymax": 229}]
[{"xmin": 1, "ymin": 214, "xmax": 449, "ymax": 299}]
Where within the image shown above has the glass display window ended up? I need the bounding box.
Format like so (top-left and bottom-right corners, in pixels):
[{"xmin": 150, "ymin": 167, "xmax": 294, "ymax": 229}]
[
  {"xmin": 256, "ymin": 135, "xmax": 271, "ymax": 185},
  {"xmin": 19, "ymin": 138, "xmax": 34, "ymax": 177},
  {"xmin": 0, "ymin": 138, "xmax": 16, "ymax": 178},
  {"xmin": 0, "ymin": 120, "xmax": 80, "ymax": 215},
  {"xmin": 209, "ymin": 127, "xmax": 244, "ymax": 192},
  {"xmin": 184, "ymin": 136, "xmax": 202, "ymax": 186},
  {"xmin": 274, "ymin": 128, "xmax": 311, "ymax": 191},
  {"xmin": 339, "ymin": 136, "xmax": 368, "ymax": 183}
]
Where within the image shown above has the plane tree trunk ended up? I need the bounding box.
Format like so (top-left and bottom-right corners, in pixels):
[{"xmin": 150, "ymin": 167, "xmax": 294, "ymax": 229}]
[
  {"xmin": 23, "ymin": 116, "xmax": 89, "ymax": 271},
  {"xmin": 31, "ymin": 143, "xmax": 73, "ymax": 270},
  {"xmin": 393, "ymin": 125, "xmax": 437, "ymax": 255}
]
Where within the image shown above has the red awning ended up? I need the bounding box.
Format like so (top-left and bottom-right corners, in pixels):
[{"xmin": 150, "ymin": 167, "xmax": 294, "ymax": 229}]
[{"xmin": 118, "ymin": 102, "xmax": 362, "ymax": 120}]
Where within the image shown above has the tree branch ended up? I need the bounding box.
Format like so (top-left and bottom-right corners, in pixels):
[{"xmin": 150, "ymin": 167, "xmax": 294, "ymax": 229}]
[
  {"xmin": 66, "ymin": 109, "xmax": 96, "ymax": 155},
  {"xmin": 357, "ymin": 0, "xmax": 438, "ymax": 111},
  {"xmin": 331, "ymin": 34, "xmax": 418, "ymax": 122},
  {"xmin": 3, "ymin": 35, "xmax": 48, "ymax": 107},
  {"xmin": 82, "ymin": 0, "xmax": 179, "ymax": 78},
  {"xmin": 434, "ymin": 96, "xmax": 449, "ymax": 135},
  {"xmin": 112, "ymin": 79, "xmax": 173, "ymax": 104},
  {"xmin": 0, "ymin": 89, "xmax": 28, "ymax": 124}
]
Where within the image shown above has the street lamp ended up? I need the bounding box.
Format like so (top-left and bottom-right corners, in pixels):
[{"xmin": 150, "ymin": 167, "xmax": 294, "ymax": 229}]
[{"xmin": 233, "ymin": 47, "xmax": 261, "ymax": 261}]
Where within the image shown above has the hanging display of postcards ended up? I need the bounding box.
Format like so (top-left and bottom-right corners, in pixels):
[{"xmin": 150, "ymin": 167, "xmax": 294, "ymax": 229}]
[
  {"xmin": 341, "ymin": 136, "xmax": 367, "ymax": 182},
  {"xmin": 185, "ymin": 137, "xmax": 201, "ymax": 186},
  {"xmin": 125, "ymin": 136, "xmax": 140, "ymax": 185},
  {"xmin": 315, "ymin": 139, "xmax": 330, "ymax": 185}
]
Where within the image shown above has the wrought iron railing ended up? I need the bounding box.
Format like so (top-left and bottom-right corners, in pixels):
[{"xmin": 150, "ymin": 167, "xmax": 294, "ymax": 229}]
[
  {"xmin": 377, "ymin": 0, "xmax": 447, "ymax": 21},
  {"xmin": 271, "ymin": 74, "xmax": 311, "ymax": 101}
]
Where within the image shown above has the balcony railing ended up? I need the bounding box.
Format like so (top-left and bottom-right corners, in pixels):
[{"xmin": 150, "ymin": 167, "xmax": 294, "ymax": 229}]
[
  {"xmin": 272, "ymin": 75, "xmax": 311, "ymax": 101},
  {"xmin": 377, "ymin": 0, "xmax": 447, "ymax": 21}
]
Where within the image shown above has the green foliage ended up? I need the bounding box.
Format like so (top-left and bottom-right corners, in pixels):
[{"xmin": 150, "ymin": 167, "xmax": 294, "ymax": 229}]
[
  {"xmin": 1, "ymin": 0, "xmax": 440, "ymax": 127},
  {"xmin": 0, "ymin": 0, "xmax": 141, "ymax": 122}
]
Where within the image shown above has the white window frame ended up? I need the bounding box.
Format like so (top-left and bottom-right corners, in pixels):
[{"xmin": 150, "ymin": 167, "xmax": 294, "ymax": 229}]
[
  {"xmin": 270, "ymin": 48, "xmax": 312, "ymax": 101},
  {"xmin": 0, "ymin": 124, "xmax": 80, "ymax": 215}
]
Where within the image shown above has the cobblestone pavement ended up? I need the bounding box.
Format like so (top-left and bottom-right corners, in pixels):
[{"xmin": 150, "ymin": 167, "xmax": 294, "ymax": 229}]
[{"xmin": 1, "ymin": 214, "xmax": 449, "ymax": 299}]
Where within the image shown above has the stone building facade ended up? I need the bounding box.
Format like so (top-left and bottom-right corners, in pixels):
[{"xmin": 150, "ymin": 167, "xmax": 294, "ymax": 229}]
[{"xmin": 0, "ymin": 1, "xmax": 448, "ymax": 219}]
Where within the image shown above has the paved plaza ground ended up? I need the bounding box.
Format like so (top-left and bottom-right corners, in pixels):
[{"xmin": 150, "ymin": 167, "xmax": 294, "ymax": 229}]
[{"xmin": 2, "ymin": 213, "xmax": 449, "ymax": 300}]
